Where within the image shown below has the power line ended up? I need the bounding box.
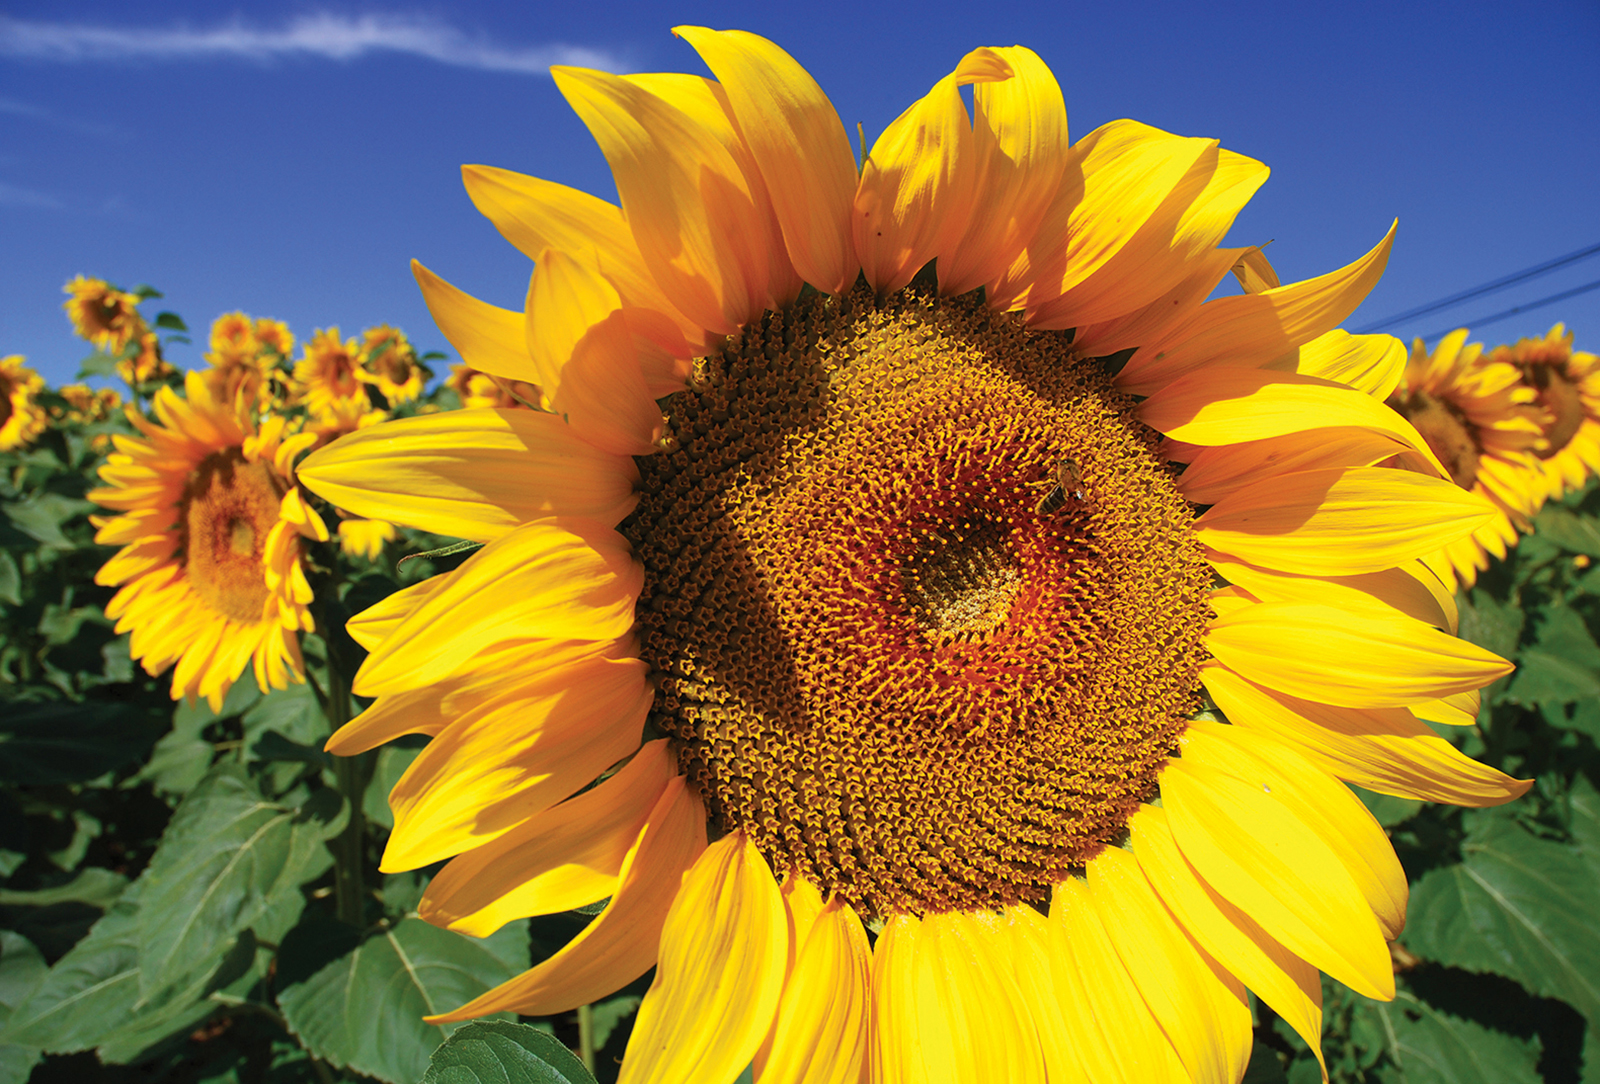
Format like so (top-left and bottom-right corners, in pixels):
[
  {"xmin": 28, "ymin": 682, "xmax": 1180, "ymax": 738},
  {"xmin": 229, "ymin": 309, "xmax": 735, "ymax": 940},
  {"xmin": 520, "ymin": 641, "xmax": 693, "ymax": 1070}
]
[
  {"xmin": 1354, "ymin": 240, "xmax": 1600, "ymax": 333},
  {"xmin": 1418, "ymin": 276, "xmax": 1600, "ymax": 343}
]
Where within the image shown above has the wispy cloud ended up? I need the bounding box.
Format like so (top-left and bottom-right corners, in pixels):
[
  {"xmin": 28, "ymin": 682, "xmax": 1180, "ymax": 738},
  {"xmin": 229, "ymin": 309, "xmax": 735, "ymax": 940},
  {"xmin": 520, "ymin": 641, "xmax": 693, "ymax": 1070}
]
[
  {"xmin": 0, "ymin": 95, "xmax": 126, "ymax": 140},
  {"xmin": 0, "ymin": 181, "xmax": 64, "ymax": 210},
  {"xmin": 0, "ymin": 12, "xmax": 624, "ymax": 75}
]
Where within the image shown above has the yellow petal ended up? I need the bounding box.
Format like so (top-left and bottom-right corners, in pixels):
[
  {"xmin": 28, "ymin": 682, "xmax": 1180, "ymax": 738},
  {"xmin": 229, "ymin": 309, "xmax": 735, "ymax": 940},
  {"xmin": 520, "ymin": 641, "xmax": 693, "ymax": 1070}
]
[
  {"xmin": 936, "ymin": 46, "xmax": 1069, "ymax": 297},
  {"xmin": 853, "ymin": 48, "xmax": 1013, "ymax": 295},
  {"xmin": 1161, "ymin": 754, "xmax": 1394, "ymax": 999},
  {"xmin": 345, "ymin": 573, "xmax": 449, "ymax": 653},
  {"xmin": 460, "ymin": 164, "xmax": 708, "ymax": 358},
  {"xmin": 1000, "ymin": 905, "xmax": 1086, "ymax": 1082},
  {"xmin": 527, "ymin": 248, "xmax": 663, "ymax": 456},
  {"xmin": 553, "ymin": 65, "xmax": 781, "ymax": 335},
  {"xmin": 412, "ymin": 260, "xmax": 550, "ymax": 391},
  {"xmin": 1028, "ymin": 141, "xmax": 1268, "ymax": 331},
  {"xmin": 1128, "ymin": 804, "xmax": 1327, "ymax": 1077},
  {"xmin": 1072, "ymin": 245, "xmax": 1244, "ymax": 360},
  {"xmin": 1088, "ymin": 845, "xmax": 1253, "ymax": 1084},
  {"xmin": 1210, "ymin": 559, "xmax": 1455, "ymax": 632},
  {"xmin": 755, "ymin": 895, "xmax": 872, "ymax": 1084},
  {"xmin": 673, "ymin": 26, "xmax": 858, "ymax": 295},
  {"xmin": 1203, "ymin": 664, "xmax": 1530, "ymax": 806},
  {"xmin": 383, "ymin": 649, "xmax": 652, "ymax": 870},
  {"xmin": 1195, "ymin": 467, "xmax": 1495, "ymax": 576},
  {"xmin": 297, "ymin": 408, "xmax": 640, "ymax": 543},
  {"xmin": 1205, "ymin": 598, "xmax": 1512, "ymax": 708},
  {"xmin": 621, "ymin": 832, "xmax": 789, "ymax": 1084},
  {"xmin": 419, "ymin": 740, "xmax": 677, "ymax": 935},
  {"xmin": 1261, "ymin": 329, "xmax": 1407, "ymax": 400},
  {"xmin": 1183, "ymin": 721, "xmax": 1409, "ymax": 941},
  {"xmin": 1051, "ymin": 877, "xmax": 1190, "ymax": 1082},
  {"xmin": 1230, "ymin": 246, "xmax": 1280, "ymax": 294},
  {"xmin": 427, "ymin": 775, "xmax": 706, "ymax": 1021},
  {"xmin": 1178, "ymin": 429, "xmax": 1418, "ymax": 507},
  {"xmin": 1118, "ymin": 222, "xmax": 1397, "ymax": 396},
  {"xmin": 992, "ymin": 119, "xmax": 1211, "ymax": 314},
  {"xmin": 1140, "ymin": 368, "xmax": 1445, "ymax": 477},
  {"xmin": 355, "ymin": 518, "xmax": 641, "ymax": 695},
  {"xmin": 1412, "ymin": 692, "xmax": 1479, "ymax": 727}
]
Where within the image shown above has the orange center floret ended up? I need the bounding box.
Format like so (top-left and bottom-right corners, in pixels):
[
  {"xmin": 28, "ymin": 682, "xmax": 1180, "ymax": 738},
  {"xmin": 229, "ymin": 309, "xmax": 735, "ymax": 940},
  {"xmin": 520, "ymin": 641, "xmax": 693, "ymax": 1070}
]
[
  {"xmin": 181, "ymin": 449, "xmax": 283, "ymax": 623},
  {"xmin": 1387, "ymin": 389, "xmax": 1482, "ymax": 489},
  {"xmin": 623, "ymin": 285, "xmax": 1213, "ymax": 918}
]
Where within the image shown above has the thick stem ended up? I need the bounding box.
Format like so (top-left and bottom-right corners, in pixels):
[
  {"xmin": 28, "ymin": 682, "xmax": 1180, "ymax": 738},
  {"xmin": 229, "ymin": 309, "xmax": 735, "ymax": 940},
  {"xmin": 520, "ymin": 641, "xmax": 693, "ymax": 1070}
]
[
  {"xmin": 324, "ymin": 656, "xmax": 371, "ymax": 928},
  {"xmin": 578, "ymin": 1003, "xmax": 596, "ymax": 1075}
]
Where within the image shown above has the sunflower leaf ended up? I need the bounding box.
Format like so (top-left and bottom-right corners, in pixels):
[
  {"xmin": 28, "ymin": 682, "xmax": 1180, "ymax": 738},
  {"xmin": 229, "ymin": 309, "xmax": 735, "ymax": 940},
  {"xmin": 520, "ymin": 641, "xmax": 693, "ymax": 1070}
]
[
  {"xmin": 1531, "ymin": 505, "xmax": 1600, "ymax": 558},
  {"xmin": 420, "ymin": 1020, "xmax": 596, "ymax": 1084},
  {"xmin": 0, "ymin": 699, "xmax": 161, "ymax": 785},
  {"xmin": 1403, "ymin": 808, "xmax": 1600, "ymax": 1025},
  {"xmin": 1355, "ymin": 990, "xmax": 1542, "ymax": 1084},
  {"xmin": 276, "ymin": 916, "xmax": 530, "ymax": 1084}
]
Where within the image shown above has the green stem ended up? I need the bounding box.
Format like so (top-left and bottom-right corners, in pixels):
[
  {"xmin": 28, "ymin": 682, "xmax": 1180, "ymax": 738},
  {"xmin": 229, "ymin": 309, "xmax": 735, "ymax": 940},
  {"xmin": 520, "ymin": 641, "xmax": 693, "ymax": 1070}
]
[
  {"xmin": 324, "ymin": 655, "xmax": 370, "ymax": 928},
  {"xmin": 578, "ymin": 1003, "xmax": 596, "ymax": 1074}
]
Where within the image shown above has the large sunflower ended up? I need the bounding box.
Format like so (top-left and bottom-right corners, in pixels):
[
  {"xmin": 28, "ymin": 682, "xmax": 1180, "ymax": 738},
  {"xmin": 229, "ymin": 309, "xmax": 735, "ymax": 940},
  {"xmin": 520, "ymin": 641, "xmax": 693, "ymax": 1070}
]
[
  {"xmin": 91, "ymin": 372, "xmax": 326, "ymax": 710},
  {"xmin": 1490, "ymin": 323, "xmax": 1600, "ymax": 505},
  {"xmin": 0, "ymin": 355, "xmax": 47, "ymax": 451},
  {"xmin": 301, "ymin": 30, "xmax": 1528, "ymax": 1083},
  {"xmin": 1386, "ymin": 329, "xmax": 1549, "ymax": 591}
]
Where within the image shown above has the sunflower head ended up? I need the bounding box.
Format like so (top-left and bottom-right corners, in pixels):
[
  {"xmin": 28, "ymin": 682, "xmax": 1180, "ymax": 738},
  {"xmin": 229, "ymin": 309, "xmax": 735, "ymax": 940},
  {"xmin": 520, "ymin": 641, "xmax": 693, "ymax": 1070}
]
[
  {"xmin": 90, "ymin": 372, "xmax": 327, "ymax": 709},
  {"xmin": 1487, "ymin": 323, "xmax": 1600, "ymax": 501},
  {"xmin": 294, "ymin": 328, "xmax": 368, "ymax": 417},
  {"xmin": 63, "ymin": 276, "xmax": 145, "ymax": 353},
  {"xmin": 253, "ymin": 317, "xmax": 296, "ymax": 361},
  {"xmin": 300, "ymin": 27, "xmax": 1527, "ymax": 1080},
  {"xmin": 52, "ymin": 383, "xmax": 121, "ymax": 425},
  {"xmin": 117, "ymin": 329, "xmax": 176, "ymax": 388},
  {"xmin": 360, "ymin": 325, "xmax": 429, "ymax": 405},
  {"xmin": 0, "ymin": 355, "xmax": 47, "ymax": 452}
]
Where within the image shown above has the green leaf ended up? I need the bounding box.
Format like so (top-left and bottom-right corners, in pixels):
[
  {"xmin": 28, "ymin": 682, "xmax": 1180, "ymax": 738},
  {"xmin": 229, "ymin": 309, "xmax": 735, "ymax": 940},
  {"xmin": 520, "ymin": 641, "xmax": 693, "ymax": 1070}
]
[
  {"xmin": 134, "ymin": 766, "xmax": 343, "ymax": 996},
  {"xmin": 1532, "ymin": 504, "xmax": 1600, "ymax": 558},
  {"xmin": 1404, "ymin": 810, "xmax": 1600, "ymax": 1024},
  {"xmin": 0, "ymin": 867, "xmax": 127, "ymax": 908},
  {"xmin": 152, "ymin": 311, "xmax": 187, "ymax": 332},
  {"xmin": 241, "ymin": 681, "xmax": 326, "ymax": 750},
  {"xmin": 0, "ymin": 932, "xmax": 46, "ymax": 1084},
  {"xmin": 364, "ymin": 743, "xmax": 424, "ymax": 830},
  {"xmin": 1457, "ymin": 589, "xmax": 1524, "ymax": 665},
  {"xmin": 1355, "ymin": 785, "xmax": 1423, "ymax": 828},
  {"xmin": 420, "ymin": 1020, "xmax": 595, "ymax": 1084},
  {"xmin": 1241, "ymin": 1042, "xmax": 1288, "ymax": 1084},
  {"xmin": 278, "ymin": 917, "xmax": 530, "ymax": 1084},
  {"xmin": 75, "ymin": 352, "xmax": 119, "ymax": 379},
  {"xmin": 1503, "ymin": 605, "xmax": 1600, "ymax": 705},
  {"xmin": 1, "ymin": 493, "xmax": 95, "ymax": 550},
  {"xmin": 0, "ymin": 699, "xmax": 161, "ymax": 785},
  {"xmin": 0, "ymin": 551, "xmax": 19, "ymax": 607},
  {"xmin": 1358, "ymin": 990, "xmax": 1541, "ymax": 1084}
]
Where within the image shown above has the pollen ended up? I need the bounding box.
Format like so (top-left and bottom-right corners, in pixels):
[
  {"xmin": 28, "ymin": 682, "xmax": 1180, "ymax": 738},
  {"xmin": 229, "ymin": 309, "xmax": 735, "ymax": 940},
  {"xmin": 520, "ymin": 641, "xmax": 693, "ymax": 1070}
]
[
  {"xmin": 621, "ymin": 284, "xmax": 1213, "ymax": 918},
  {"xmin": 181, "ymin": 449, "xmax": 284, "ymax": 624}
]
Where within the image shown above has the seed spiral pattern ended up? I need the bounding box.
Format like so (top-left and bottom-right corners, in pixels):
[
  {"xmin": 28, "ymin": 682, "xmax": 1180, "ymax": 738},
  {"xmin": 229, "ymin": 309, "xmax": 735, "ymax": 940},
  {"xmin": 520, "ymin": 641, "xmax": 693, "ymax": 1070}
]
[{"xmin": 620, "ymin": 285, "xmax": 1213, "ymax": 917}]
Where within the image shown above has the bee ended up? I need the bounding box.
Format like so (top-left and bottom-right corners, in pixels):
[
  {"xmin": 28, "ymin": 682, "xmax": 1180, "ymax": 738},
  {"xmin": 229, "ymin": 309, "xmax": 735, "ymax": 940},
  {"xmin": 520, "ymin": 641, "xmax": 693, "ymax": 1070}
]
[{"xmin": 1034, "ymin": 457, "xmax": 1086, "ymax": 516}]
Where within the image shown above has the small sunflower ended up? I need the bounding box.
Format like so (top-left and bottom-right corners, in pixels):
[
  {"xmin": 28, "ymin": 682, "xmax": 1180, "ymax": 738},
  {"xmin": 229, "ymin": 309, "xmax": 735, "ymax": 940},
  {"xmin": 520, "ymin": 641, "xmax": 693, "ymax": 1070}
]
[
  {"xmin": 53, "ymin": 383, "xmax": 122, "ymax": 425},
  {"xmin": 1490, "ymin": 323, "xmax": 1600, "ymax": 504},
  {"xmin": 360, "ymin": 325, "xmax": 429, "ymax": 405},
  {"xmin": 0, "ymin": 356, "xmax": 47, "ymax": 451},
  {"xmin": 446, "ymin": 363, "xmax": 536, "ymax": 410},
  {"xmin": 1386, "ymin": 329, "xmax": 1549, "ymax": 591},
  {"xmin": 63, "ymin": 276, "xmax": 145, "ymax": 354},
  {"xmin": 90, "ymin": 371, "xmax": 326, "ymax": 710},
  {"xmin": 253, "ymin": 317, "xmax": 296, "ymax": 361},
  {"xmin": 203, "ymin": 312, "xmax": 273, "ymax": 406},
  {"xmin": 295, "ymin": 328, "xmax": 367, "ymax": 416},
  {"xmin": 303, "ymin": 30, "xmax": 1526, "ymax": 1082}
]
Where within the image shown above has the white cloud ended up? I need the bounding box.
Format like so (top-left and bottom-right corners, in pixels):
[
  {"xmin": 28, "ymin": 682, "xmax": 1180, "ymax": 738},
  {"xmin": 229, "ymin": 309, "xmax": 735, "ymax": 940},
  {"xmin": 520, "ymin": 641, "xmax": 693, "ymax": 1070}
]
[
  {"xmin": 0, "ymin": 12, "xmax": 624, "ymax": 75},
  {"xmin": 0, "ymin": 181, "xmax": 63, "ymax": 209}
]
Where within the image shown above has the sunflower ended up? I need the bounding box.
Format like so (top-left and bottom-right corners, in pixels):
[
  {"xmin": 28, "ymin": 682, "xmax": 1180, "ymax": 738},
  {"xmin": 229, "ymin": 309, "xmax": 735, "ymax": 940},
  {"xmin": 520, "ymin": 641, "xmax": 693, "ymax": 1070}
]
[
  {"xmin": 90, "ymin": 371, "xmax": 326, "ymax": 710},
  {"xmin": 62, "ymin": 276, "xmax": 145, "ymax": 353},
  {"xmin": 1385, "ymin": 329, "xmax": 1549, "ymax": 591},
  {"xmin": 253, "ymin": 317, "xmax": 296, "ymax": 361},
  {"xmin": 120, "ymin": 329, "xmax": 176, "ymax": 387},
  {"xmin": 53, "ymin": 383, "xmax": 122, "ymax": 425},
  {"xmin": 1489, "ymin": 323, "xmax": 1600, "ymax": 505},
  {"xmin": 446, "ymin": 363, "xmax": 537, "ymax": 410},
  {"xmin": 0, "ymin": 356, "xmax": 47, "ymax": 451},
  {"xmin": 360, "ymin": 324, "xmax": 429, "ymax": 405},
  {"xmin": 301, "ymin": 30, "xmax": 1528, "ymax": 1082},
  {"xmin": 295, "ymin": 328, "xmax": 368, "ymax": 416}
]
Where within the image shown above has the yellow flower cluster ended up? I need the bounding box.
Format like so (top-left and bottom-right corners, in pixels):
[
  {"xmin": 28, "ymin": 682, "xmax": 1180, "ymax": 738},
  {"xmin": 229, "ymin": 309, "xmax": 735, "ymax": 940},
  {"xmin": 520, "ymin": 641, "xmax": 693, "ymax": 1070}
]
[
  {"xmin": 1389, "ymin": 323, "xmax": 1599, "ymax": 589},
  {"xmin": 61, "ymin": 277, "xmax": 177, "ymax": 387},
  {"xmin": 0, "ymin": 355, "xmax": 47, "ymax": 452}
]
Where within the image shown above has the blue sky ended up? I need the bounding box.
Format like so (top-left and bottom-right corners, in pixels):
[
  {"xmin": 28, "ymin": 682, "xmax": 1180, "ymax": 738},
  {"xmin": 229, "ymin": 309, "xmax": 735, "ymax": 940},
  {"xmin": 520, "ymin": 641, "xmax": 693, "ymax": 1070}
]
[{"xmin": 3, "ymin": 0, "xmax": 1597, "ymax": 387}]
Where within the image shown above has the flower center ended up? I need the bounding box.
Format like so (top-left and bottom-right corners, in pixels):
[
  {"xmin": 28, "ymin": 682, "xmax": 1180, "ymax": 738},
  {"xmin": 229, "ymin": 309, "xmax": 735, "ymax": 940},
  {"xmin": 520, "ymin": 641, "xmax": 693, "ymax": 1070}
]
[
  {"xmin": 1520, "ymin": 363, "xmax": 1584, "ymax": 458},
  {"xmin": 181, "ymin": 449, "xmax": 283, "ymax": 623},
  {"xmin": 0, "ymin": 378, "xmax": 14, "ymax": 427},
  {"xmin": 622, "ymin": 286, "xmax": 1212, "ymax": 918},
  {"xmin": 1388, "ymin": 389, "xmax": 1481, "ymax": 489}
]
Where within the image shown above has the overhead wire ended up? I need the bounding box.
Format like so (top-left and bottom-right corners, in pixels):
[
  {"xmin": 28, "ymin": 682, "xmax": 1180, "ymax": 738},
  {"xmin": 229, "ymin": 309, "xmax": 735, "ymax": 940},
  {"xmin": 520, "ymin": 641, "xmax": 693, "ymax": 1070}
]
[
  {"xmin": 1418, "ymin": 276, "xmax": 1600, "ymax": 344},
  {"xmin": 1354, "ymin": 240, "xmax": 1600, "ymax": 334}
]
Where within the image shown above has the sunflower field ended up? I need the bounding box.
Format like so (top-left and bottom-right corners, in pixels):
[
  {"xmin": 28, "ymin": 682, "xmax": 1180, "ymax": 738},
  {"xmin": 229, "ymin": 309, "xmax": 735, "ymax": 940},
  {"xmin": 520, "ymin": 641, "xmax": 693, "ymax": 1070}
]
[{"xmin": 5, "ymin": 28, "xmax": 1600, "ymax": 1084}]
